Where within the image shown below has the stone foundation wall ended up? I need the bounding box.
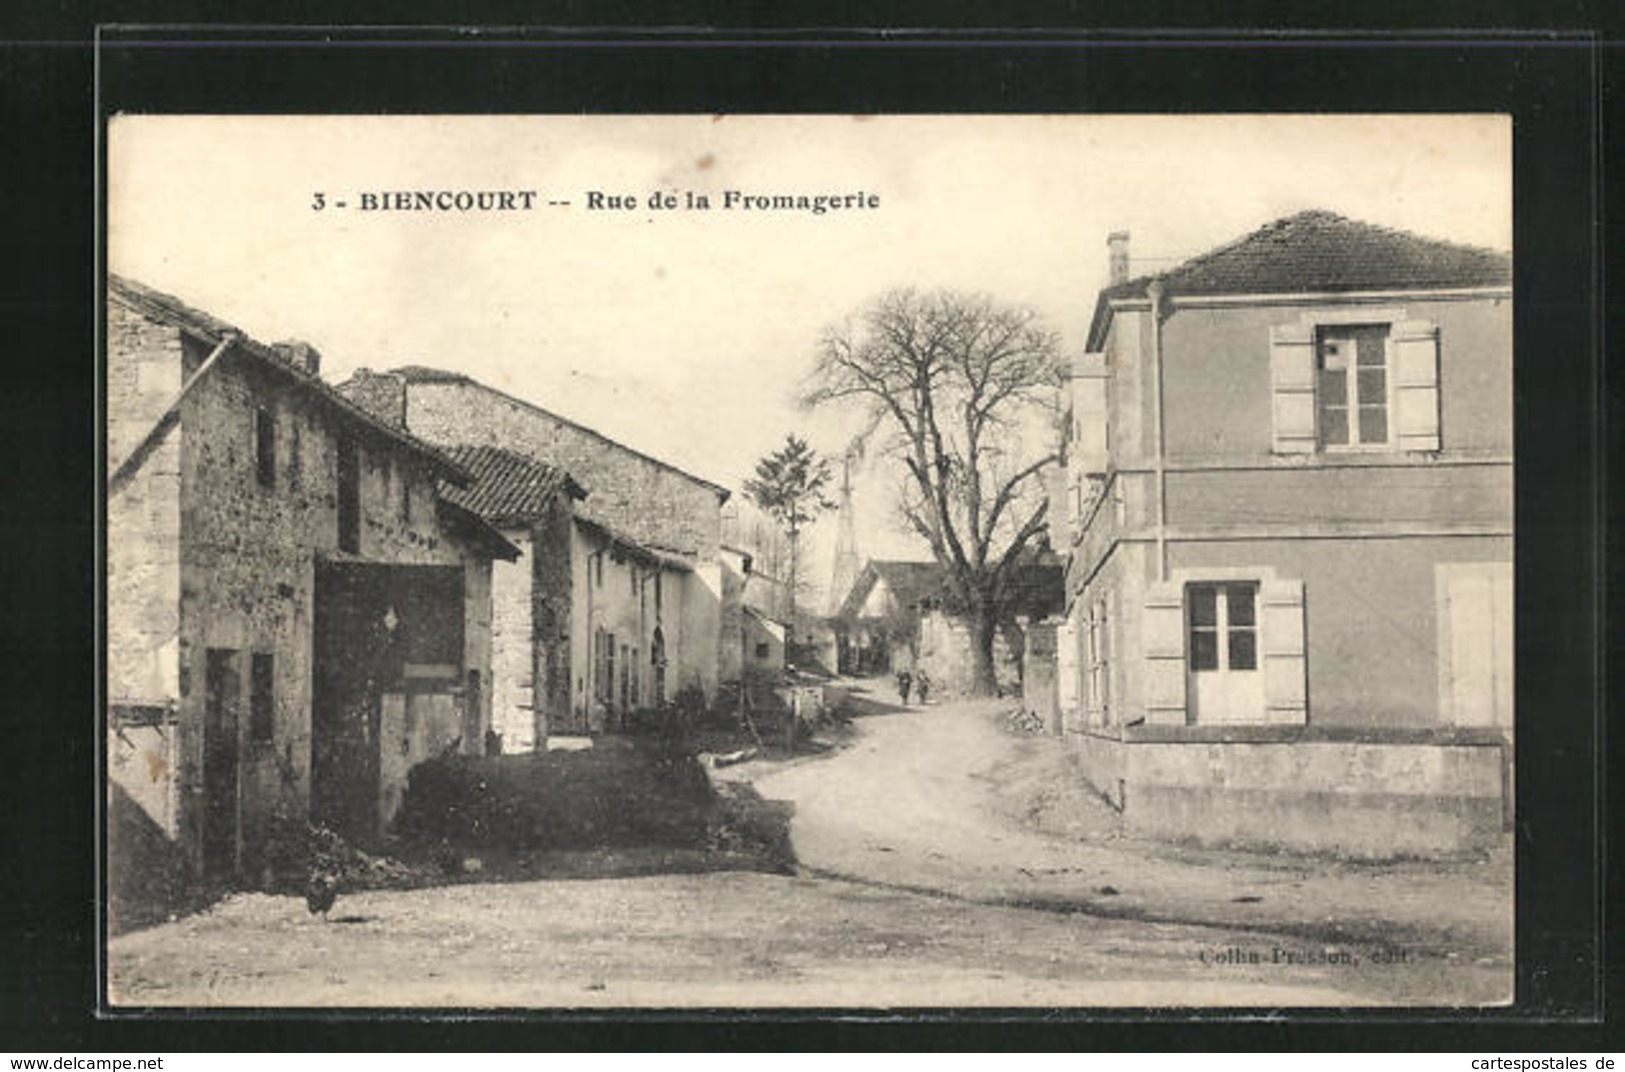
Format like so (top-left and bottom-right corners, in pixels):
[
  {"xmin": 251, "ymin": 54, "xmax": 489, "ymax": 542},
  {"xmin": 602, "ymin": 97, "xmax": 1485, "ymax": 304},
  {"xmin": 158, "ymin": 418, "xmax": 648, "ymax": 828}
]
[{"xmin": 1072, "ymin": 728, "xmax": 1507, "ymax": 858}]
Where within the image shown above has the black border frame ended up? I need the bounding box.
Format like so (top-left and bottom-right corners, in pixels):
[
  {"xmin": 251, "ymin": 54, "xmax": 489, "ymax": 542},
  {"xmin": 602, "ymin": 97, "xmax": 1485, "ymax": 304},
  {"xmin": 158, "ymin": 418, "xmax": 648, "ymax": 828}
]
[{"xmin": 2, "ymin": 20, "xmax": 1613, "ymax": 1051}]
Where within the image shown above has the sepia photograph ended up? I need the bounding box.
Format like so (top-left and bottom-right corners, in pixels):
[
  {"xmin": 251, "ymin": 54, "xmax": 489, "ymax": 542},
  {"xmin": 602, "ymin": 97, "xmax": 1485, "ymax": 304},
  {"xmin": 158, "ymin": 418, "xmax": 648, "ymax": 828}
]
[{"xmin": 103, "ymin": 113, "xmax": 1514, "ymax": 1009}]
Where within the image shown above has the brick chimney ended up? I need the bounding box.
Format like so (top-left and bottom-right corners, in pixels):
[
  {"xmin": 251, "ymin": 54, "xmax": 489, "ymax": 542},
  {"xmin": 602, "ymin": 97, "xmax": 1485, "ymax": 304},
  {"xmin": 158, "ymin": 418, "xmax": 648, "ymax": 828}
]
[
  {"xmin": 273, "ymin": 339, "xmax": 322, "ymax": 375},
  {"xmin": 1107, "ymin": 231, "xmax": 1130, "ymax": 286},
  {"xmin": 337, "ymin": 368, "xmax": 409, "ymax": 429}
]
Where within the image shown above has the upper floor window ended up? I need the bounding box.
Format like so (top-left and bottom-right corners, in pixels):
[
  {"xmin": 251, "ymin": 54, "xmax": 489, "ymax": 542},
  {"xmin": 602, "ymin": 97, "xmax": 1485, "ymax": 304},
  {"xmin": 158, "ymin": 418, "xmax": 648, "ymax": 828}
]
[
  {"xmin": 254, "ymin": 405, "xmax": 277, "ymax": 488},
  {"xmin": 337, "ymin": 437, "xmax": 360, "ymax": 553},
  {"xmin": 1270, "ymin": 318, "xmax": 1440, "ymax": 456},
  {"xmin": 1316, "ymin": 325, "xmax": 1389, "ymax": 449}
]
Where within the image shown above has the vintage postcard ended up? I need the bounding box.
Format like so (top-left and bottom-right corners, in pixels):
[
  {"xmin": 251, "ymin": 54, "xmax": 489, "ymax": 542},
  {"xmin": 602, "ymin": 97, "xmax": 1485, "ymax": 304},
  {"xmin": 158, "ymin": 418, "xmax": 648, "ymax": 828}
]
[{"xmin": 104, "ymin": 114, "xmax": 1513, "ymax": 1009}]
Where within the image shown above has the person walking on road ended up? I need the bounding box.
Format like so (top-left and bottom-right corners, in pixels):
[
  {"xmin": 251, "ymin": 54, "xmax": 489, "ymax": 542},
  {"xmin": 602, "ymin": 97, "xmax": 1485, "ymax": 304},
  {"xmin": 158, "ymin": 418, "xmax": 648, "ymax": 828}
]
[
  {"xmin": 914, "ymin": 669, "xmax": 931, "ymax": 705},
  {"xmin": 896, "ymin": 668, "xmax": 913, "ymax": 706}
]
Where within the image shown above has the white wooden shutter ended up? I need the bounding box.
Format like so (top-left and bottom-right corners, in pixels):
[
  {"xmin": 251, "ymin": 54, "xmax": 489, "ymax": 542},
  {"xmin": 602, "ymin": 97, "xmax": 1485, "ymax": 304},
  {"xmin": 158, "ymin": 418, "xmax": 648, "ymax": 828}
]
[
  {"xmin": 1436, "ymin": 563, "xmax": 1513, "ymax": 729},
  {"xmin": 1071, "ymin": 352, "xmax": 1110, "ymax": 474},
  {"xmin": 1392, "ymin": 319, "xmax": 1441, "ymax": 452},
  {"xmin": 1269, "ymin": 324, "xmax": 1318, "ymax": 453},
  {"xmin": 1142, "ymin": 582, "xmax": 1187, "ymax": 725},
  {"xmin": 1261, "ymin": 577, "xmax": 1307, "ymax": 724}
]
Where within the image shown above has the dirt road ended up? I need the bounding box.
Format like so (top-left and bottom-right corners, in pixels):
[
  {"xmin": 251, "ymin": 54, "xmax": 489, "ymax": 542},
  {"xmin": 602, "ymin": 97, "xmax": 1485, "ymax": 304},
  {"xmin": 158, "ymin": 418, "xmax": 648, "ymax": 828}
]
[
  {"xmin": 107, "ymin": 692, "xmax": 1511, "ymax": 1008},
  {"xmin": 745, "ymin": 691, "xmax": 1512, "ymax": 1001},
  {"xmin": 110, "ymin": 872, "xmax": 1390, "ymax": 1008}
]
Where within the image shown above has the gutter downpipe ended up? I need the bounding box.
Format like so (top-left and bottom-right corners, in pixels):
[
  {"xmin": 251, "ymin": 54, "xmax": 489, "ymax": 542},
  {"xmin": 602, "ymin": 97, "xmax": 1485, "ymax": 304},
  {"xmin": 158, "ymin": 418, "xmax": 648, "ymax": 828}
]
[{"xmin": 1146, "ymin": 280, "xmax": 1169, "ymax": 584}]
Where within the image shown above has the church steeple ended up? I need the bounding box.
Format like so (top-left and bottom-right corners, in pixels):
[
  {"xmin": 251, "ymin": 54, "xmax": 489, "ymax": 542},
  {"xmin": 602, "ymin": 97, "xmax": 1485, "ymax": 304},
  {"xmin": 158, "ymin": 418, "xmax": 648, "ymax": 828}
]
[{"xmin": 827, "ymin": 446, "xmax": 861, "ymax": 614}]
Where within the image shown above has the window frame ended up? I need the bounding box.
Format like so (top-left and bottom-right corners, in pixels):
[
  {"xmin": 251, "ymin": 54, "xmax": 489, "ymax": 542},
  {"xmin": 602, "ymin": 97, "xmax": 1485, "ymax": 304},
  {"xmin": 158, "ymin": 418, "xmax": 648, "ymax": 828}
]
[
  {"xmin": 249, "ymin": 651, "xmax": 274, "ymax": 742},
  {"xmin": 253, "ymin": 404, "xmax": 277, "ymax": 489},
  {"xmin": 1184, "ymin": 581, "xmax": 1261, "ymax": 675},
  {"xmin": 1313, "ymin": 322, "xmax": 1396, "ymax": 453}
]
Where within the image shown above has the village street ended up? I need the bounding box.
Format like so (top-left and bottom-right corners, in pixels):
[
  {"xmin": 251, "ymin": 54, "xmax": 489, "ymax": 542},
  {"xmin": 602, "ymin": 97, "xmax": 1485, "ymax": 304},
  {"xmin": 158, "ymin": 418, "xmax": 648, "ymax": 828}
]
[{"xmin": 108, "ymin": 689, "xmax": 1511, "ymax": 1009}]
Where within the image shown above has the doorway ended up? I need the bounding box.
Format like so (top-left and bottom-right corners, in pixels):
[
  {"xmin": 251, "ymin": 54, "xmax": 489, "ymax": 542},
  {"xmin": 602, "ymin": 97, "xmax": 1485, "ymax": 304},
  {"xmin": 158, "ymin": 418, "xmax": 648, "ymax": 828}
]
[
  {"xmin": 1185, "ymin": 581, "xmax": 1263, "ymax": 724},
  {"xmin": 203, "ymin": 648, "xmax": 241, "ymax": 879}
]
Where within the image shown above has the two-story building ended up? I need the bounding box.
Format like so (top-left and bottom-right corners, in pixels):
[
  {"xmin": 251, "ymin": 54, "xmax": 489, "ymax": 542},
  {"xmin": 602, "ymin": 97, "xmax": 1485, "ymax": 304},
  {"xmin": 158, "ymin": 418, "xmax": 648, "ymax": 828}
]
[
  {"xmin": 107, "ymin": 276, "xmax": 515, "ymax": 882},
  {"xmin": 1060, "ymin": 211, "xmax": 1512, "ymax": 857},
  {"xmin": 339, "ymin": 367, "xmax": 732, "ymax": 739}
]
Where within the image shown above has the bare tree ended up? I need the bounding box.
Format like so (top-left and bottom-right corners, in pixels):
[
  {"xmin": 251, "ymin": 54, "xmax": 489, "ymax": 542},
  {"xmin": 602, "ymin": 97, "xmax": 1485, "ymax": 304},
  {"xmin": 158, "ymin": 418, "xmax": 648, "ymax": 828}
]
[
  {"xmin": 804, "ymin": 288, "xmax": 1063, "ymax": 695},
  {"xmin": 743, "ymin": 435, "xmax": 836, "ymax": 646}
]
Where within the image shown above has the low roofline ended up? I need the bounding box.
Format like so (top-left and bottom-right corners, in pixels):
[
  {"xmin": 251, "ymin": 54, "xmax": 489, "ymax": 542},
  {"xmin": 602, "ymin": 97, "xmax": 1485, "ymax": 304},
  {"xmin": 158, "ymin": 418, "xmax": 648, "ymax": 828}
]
[
  {"xmin": 574, "ymin": 514, "xmax": 695, "ymax": 573},
  {"xmin": 435, "ymin": 498, "xmax": 523, "ymax": 561},
  {"xmin": 110, "ymin": 275, "xmax": 470, "ymax": 486},
  {"xmin": 392, "ymin": 366, "xmax": 733, "ymax": 503}
]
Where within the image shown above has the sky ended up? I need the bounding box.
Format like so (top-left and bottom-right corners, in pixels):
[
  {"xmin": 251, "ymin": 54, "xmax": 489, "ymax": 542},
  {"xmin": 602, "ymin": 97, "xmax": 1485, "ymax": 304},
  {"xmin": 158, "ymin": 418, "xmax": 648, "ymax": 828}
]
[{"xmin": 108, "ymin": 114, "xmax": 1510, "ymax": 605}]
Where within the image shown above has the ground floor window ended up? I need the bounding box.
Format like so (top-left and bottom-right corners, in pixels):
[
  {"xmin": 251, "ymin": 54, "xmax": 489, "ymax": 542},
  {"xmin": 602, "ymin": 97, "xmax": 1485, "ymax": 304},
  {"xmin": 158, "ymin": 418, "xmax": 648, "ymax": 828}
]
[{"xmin": 1084, "ymin": 594, "xmax": 1112, "ymax": 726}]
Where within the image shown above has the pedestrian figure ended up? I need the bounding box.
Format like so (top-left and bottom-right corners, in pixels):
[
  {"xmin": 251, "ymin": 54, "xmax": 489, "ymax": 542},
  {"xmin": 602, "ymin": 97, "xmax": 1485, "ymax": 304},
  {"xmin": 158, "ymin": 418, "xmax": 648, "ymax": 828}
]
[
  {"xmin": 896, "ymin": 669, "xmax": 913, "ymax": 705},
  {"xmin": 915, "ymin": 669, "xmax": 931, "ymax": 705}
]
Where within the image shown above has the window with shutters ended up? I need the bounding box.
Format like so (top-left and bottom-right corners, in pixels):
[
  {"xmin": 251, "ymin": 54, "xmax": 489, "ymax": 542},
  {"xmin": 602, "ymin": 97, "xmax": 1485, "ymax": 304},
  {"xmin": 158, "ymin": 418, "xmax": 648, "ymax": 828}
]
[
  {"xmin": 1143, "ymin": 570, "xmax": 1307, "ymax": 727},
  {"xmin": 1271, "ymin": 317, "xmax": 1440, "ymax": 455}
]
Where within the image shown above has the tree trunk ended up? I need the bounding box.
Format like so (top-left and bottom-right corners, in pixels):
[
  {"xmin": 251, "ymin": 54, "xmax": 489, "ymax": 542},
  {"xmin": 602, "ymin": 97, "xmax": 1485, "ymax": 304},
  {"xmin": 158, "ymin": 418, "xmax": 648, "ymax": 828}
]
[{"xmin": 967, "ymin": 603, "xmax": 999, "ymax": 697}]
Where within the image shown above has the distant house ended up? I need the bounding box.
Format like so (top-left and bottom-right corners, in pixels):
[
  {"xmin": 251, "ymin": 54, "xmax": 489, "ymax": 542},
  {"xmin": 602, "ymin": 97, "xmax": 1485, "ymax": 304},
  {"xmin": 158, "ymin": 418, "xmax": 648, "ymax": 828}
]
[
  {"xmin": 429, "ymin": 445, "xmax": 584, "ymax": 749},
  {"xmin": 915, "ymin": 552, "xmax": 1064, "ymax": 698},
  {"xmin": 833, "ymin": 559, "xmax": 946, "ymax": 676},
  {"xmin": 833, "ymin": 556, "xmax": 1061, "ymax": 694},
  {"xmin": 1059, "ymin": 211, "xmax": 1512, "ymax": 857},
  {"xmin": 107, "ymin": 276, "xmax": 515, "ymax": 877},
  {"xmin": 339, "ymin": 367, "xmax": 732, "ymax": 738}
]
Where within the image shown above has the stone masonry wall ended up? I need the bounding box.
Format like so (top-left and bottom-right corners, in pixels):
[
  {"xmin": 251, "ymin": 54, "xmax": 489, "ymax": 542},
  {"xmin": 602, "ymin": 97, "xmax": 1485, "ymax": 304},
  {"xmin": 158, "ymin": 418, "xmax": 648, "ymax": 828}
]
[
  {"xmin": 109, "ymin": 314, "xmax": 496, "ymax": 879},
  {"xmin": 402, "ymin": 378, "xmax": 724, "ymax": 557},
  {"xmin": 107, "ymin": 300, "xmax": 183, "ymax": 705},
  {"xmin": 489, "ymin": 529, "xmax": 535, "ymax": 751}
]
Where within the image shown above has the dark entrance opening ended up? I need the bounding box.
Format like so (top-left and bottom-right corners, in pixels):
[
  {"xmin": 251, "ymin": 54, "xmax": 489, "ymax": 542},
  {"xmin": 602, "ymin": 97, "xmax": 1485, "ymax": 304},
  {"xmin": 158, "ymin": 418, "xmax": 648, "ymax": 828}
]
[
  {"xmin": 203, "ymin": 648, "xmax": 241, "ymax": 879},
  {"xmin": 312, "ymin": 560, "xmax": 464, "ymax": 846}
]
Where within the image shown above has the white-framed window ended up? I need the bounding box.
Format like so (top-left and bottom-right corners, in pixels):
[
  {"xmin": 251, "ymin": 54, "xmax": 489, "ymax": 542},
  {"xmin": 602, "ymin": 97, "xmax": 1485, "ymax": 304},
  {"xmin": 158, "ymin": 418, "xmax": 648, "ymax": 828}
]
[
  {"xmin": 1270, "ymin": 316, "xmax": 1441, "ymax": 455},
  {"xmin": 1315, "ymin": 324, "xmax": 1390, "ymax": 449},
  {"xmin": 1185, "ymin": 581, "xmax": 1259, "ymax": 674}
]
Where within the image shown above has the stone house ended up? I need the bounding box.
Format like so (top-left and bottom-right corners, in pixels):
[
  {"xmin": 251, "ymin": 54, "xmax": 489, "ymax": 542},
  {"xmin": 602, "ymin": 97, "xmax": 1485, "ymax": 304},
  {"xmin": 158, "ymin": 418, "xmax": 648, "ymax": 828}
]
[
  {"xmin": 339, "ymin": 367, "xmax": 732, "ymax": 738},
  {"xmin": 572, "ymin": 514, "xmax": 699, "ymax": 734},
  {"xmin": 428, "ymin": 444, "xmax": 585, "ymax": 749},
  {"xmin": 1058, "ymin": 211, "xmax": 1513, "ymax": 857},
  {"xmin": 832, "ymin": 556, "xmax": 1059, "ymax": 692},
  {"xmin": 832, "ymin": 559, "xmax": 944, "ymax": 677},
  {"xmin": 107, "ymin": 276, "xmax": 515, "ymax": 878}
]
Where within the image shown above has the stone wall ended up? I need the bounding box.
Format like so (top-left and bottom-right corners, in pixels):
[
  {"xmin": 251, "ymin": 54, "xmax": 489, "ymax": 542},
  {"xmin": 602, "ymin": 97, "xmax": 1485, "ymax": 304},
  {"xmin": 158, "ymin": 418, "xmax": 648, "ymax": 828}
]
[
  {"xmin": 1071, "ymin": 728, "xmax": 1507, "ymax": 858},
  {"xmin": 489, "ymin": 529, "xmax": 535, "ymax": 751},
  {"xmin": 109, "ymin": 304, "xmax": 498, "ymax": 878},
  {"xmin": 107, "ymin": 300, "xmax": 183, "ymax": 705},
  {"xmin": 401, "ymin": 377, "xmax": 725, "ymax": 557},
  {"xmin": 916, "ymin": 610, "xmax": 1022, "ymax": 697}
]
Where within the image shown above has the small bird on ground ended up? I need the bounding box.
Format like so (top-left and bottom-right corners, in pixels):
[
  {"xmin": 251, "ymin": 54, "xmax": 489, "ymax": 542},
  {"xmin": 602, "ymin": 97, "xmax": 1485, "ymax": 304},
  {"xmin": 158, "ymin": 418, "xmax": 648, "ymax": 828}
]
[{"xmin": 305, "ymin": 869, "xmax": 338, "ymax": 920}]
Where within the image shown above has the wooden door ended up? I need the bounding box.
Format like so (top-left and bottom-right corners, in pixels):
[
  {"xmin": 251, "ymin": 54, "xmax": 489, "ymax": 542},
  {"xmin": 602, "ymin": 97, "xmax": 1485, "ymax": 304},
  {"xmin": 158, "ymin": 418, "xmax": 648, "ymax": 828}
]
[{"xmin": 203, "ymin": 649, "xmax": 241, "ymax": 879}]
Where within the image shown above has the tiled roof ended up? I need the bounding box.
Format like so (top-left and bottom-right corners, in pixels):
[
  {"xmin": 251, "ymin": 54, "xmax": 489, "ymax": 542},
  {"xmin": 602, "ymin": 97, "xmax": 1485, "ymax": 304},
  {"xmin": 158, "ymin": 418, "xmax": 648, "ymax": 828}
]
[
  {"xmin": 838, "ymin": 559, "xmax": 947, "ymax": 621},
  {"xmin": 108, "ymin": 274, "xmax": 470, "ymax": 484},
  {"xmin": 434, "ymin": 445, "xmax": 586, "ymax": 526},
  {"xmin": 434, "ymin": 498, "xmax": 522, "ymax": 561},
  {"xmin": 1087, "ymin": 211, "xmax": 1512, "ymax": 348}
]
